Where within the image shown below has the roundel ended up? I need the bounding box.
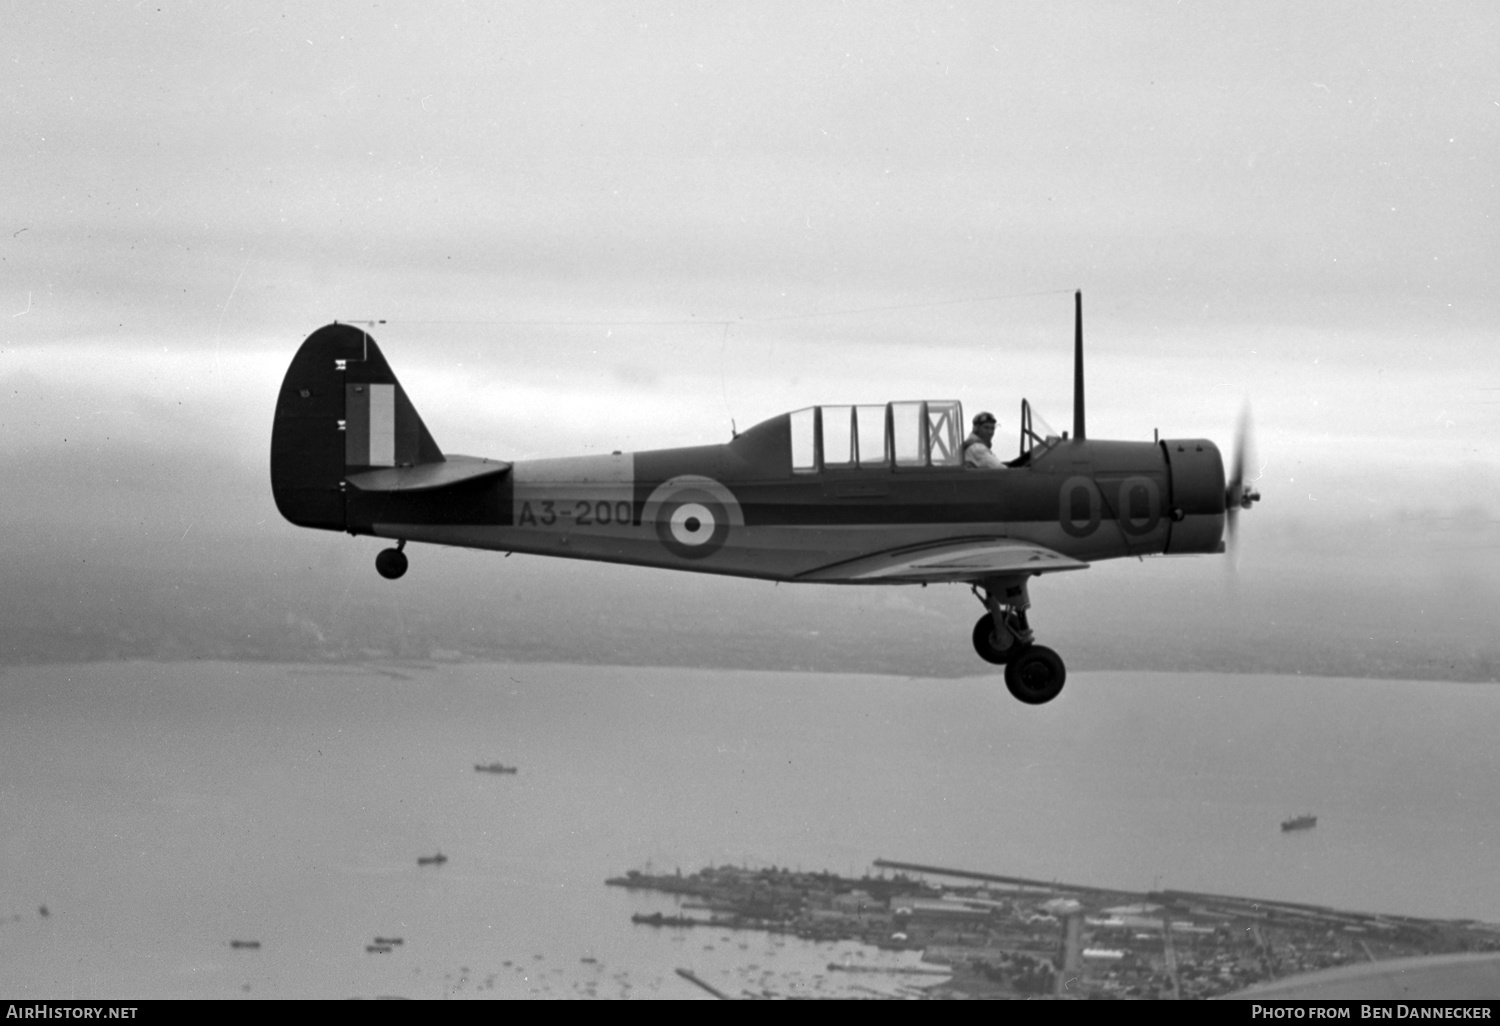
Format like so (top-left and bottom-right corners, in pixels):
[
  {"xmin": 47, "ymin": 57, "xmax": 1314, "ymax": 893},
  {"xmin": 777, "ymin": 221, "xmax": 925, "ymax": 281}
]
[
  {"xmin": 642, "ymin": 476, "xmax": 744, "ymax": 560},
  {"xmin": 655, "ymin": 488, "xmax": 730, "ymax": 558}
]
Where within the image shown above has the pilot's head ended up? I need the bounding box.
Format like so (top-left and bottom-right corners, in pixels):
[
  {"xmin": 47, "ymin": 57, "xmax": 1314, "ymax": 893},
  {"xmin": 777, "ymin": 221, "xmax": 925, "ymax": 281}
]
[{"xmin": 973, "ymin": 411, "xmax": 997, "ymax": 442}]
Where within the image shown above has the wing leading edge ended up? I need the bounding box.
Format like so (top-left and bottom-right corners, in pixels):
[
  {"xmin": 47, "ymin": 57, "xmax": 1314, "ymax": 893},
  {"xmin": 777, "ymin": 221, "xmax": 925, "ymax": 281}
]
[{"xmin": 797, "ymin": 537, "xmax": 1089, "ymax": 584}]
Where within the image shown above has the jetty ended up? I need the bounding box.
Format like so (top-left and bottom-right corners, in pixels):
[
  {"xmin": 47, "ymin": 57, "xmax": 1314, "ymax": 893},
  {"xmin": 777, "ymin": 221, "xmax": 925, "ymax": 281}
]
[{"xmin": 676, "ymin": 967, "xmax": 732, "ymax": 1000}]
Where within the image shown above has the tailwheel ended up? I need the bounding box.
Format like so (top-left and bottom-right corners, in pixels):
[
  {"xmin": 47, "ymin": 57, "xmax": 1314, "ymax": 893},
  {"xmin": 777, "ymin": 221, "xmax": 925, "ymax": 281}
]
[
  {"xmin": 1004, "ymin": 645, "xmax": 1066, "ymax": 705},
  {"xmin": 375, "ymin": 542, "xmax": 408, "ymax": 580},
  {"xmin": 972, "ymin": 614, "xmax": 1020, "ymax": 665}
]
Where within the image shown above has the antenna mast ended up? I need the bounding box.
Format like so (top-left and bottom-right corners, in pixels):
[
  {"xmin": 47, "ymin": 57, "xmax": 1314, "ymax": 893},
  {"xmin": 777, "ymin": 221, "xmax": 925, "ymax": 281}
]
[{"xmin": 1072, "ymin": 290, "xmax": 1086, "ymax": 441}]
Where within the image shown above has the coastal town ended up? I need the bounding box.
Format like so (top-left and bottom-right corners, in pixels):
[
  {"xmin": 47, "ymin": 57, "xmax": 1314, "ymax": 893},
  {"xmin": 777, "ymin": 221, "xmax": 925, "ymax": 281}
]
[{"xmin": 609, "ymin": 860, "xmax": 1500, "ymax": 999}]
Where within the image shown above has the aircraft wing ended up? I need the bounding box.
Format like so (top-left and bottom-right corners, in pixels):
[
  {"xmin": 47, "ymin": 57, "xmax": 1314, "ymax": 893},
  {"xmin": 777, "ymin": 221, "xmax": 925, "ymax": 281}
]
[
  {"xmin": 345, "ymin": 454, "xmax": 511, "ymax": 492},
  {"xmin": 797, "ymin": 537, "xmax": 1088, "ymax": 584}
]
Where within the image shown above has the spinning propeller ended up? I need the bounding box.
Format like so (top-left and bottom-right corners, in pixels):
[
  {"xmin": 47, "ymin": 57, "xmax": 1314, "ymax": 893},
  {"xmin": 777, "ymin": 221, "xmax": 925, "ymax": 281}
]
[{"xmin": 1225, "ymin": 405, "xmax": 1261, "ymax": 553}]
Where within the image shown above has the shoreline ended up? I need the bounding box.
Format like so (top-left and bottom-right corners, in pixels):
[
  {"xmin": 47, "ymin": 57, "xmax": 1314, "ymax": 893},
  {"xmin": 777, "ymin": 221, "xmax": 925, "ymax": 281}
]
[{"xmin": 2, "ymin": 657, "xmax": 1495, "ymax": 689}]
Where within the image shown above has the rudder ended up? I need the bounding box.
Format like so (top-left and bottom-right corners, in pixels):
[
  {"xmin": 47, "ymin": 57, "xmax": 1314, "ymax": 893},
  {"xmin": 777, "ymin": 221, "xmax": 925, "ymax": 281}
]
[{"xmin": 270, "ymin": 323, "xmax": 443, "ymax": 532}]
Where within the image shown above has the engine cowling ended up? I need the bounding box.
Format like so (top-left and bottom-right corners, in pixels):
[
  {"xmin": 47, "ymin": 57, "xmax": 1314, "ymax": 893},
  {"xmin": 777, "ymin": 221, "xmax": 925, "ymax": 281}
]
[{"xmin": 1161, "ymin": 439, "xmax": 1226, "ymax": 554}]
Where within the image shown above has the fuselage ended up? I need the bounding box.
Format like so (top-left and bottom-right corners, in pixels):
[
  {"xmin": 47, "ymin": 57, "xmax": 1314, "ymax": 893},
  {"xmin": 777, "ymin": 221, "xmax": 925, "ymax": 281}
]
[
  {"xmin": 344, "ymin": 415, "xmax": 1227, "ymax": 582},
  {"xmin": 271, "ymin": 323, "xmax": 1227, "ymax": 585}
]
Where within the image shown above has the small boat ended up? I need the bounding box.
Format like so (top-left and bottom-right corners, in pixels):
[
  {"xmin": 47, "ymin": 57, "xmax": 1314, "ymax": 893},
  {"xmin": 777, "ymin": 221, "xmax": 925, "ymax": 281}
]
[
  {"xmin": 631, "ymin": 912, "xmax": 703, "ymax": 928},
  {"xmin": 1281, "ymin": 814, "xmax": 1317, "ymax": 832},
  {"xmin": 417, "ymin": 852, "xmax": 449, "ymax": 866},
  {"xmin": 475, "ymin": 763, "xmax": 519, "ymax": 775}
]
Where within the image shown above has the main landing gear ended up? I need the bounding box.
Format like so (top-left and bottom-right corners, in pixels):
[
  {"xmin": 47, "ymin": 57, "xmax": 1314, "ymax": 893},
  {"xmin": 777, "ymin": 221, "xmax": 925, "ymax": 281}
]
[
  {"xmin": 375, "ymin": 540, "xmax": 408, "ymax": 580},
  {"xmin": 972, "ymin": 579, "xmax": 1066, "ymax": 705}
]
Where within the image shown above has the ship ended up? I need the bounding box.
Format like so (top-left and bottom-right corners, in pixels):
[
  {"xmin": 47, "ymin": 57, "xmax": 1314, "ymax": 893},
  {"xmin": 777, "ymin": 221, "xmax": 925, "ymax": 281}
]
[
  {"xmin": 1281, "ymin": 814, "xmax": 1317, "ymax": 832},
  {"xmin": 475, "ymin": 763, "xmax": 518, "ymax": 775},
  {"xmin": 631, "ymin": 912, "xmax": 709, "ymax": 928},
  {"xmin": 417, "ymin": 852, "xmax": 449, "ymax": 866}
]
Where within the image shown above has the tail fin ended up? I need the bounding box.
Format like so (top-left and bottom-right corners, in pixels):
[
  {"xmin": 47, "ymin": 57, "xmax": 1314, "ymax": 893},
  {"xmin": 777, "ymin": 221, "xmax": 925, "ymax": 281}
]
[{"xmin": 270, "ymin": 323, "xmax": 443, "ymax": 532}]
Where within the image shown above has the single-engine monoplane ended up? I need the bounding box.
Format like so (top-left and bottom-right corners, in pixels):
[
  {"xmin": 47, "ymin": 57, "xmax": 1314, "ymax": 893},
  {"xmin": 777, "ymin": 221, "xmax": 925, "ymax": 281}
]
[{"xmin": 271, "ymin": 293, "xmax": 1259, "ymax": 704}]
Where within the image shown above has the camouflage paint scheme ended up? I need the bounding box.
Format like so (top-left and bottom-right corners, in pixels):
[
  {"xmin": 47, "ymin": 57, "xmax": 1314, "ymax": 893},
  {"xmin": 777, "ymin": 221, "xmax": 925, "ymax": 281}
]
[{"xmin": 271, "ymin": 324, "xmax": 1228, "ymax": 586}]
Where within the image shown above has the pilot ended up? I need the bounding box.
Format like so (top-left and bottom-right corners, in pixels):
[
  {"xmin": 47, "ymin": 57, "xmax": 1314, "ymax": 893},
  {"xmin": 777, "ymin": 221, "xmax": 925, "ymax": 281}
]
[{"xmin": 963, "ymin": 412, "xmax": 1005, "ymax": 469}]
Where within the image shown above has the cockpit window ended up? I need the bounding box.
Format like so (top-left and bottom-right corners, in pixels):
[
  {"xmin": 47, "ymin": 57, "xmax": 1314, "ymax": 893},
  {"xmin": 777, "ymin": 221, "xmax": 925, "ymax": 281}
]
[
  {"xmin": 790, "ymin": 407, "xmax": 817, "ymax": 473},
  {"xmin": 823, "ymin": 405, "xmax": 854, "ymax": 467},
  {"xmin": 926, "ymin": 401, "xmax": 963, "ymax": 466},
  {"xmin": 1018, "ymin": 399, "xmax": 1062, "ymax": 460},
  {"xmin": 790, "ymin": 401, "xmax": 965, "ymax": 473},
  {"xmin": 891, "ymin": 402, "xmax": 923, "ymax": 466},
  {"xmin": 856, "ymin": 405, "xmax": 887, "ymax": 467}
]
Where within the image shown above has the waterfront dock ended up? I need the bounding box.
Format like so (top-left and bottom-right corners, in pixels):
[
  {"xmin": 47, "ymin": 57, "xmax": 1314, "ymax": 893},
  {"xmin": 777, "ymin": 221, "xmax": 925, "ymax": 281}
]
[{"xmin": 612, "ymin": 860, "xmax": 1500, "ymax": 1000}]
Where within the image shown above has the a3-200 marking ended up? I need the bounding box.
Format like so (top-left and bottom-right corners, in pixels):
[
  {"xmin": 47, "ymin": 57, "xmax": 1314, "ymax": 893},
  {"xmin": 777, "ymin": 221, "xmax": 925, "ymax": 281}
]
[{"xmin": 518, "ymin": 499, "xmax": 634, "ymax": 528}]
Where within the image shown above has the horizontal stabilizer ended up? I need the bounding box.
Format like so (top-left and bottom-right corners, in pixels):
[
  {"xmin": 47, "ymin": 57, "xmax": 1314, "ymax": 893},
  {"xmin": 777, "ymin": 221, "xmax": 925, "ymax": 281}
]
[
  {"xmin": 345, "ymin": 455, "xmax": 511, "ymax": 493},
  {"xmin": 799, "ymin": 537, "xmax": 1088, "ymax": 584}
]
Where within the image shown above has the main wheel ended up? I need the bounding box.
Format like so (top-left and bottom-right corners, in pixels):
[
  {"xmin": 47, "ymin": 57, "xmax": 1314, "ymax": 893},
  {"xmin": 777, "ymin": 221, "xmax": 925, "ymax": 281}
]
[
  {"xmin": 375, "ymin": 547, "xmax": 409, "ymax": 580},
  {"xmin": 1004, "ymin": 645, "xmax": 1066, "ymax": 705},
  {"xmin": 972, "ymin": 614, "xmax": 1017, "ymax": 665}
]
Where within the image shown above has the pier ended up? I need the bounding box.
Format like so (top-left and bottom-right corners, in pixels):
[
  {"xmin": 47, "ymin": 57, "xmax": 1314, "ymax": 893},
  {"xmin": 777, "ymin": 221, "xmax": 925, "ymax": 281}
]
[{"xmin": 675, "ymin": 967, "xmax": 732, "ymax": 1000}]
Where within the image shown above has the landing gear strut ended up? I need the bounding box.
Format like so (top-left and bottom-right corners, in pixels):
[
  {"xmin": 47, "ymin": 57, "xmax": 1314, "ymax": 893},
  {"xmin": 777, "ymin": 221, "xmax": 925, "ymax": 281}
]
[
  {"xmin": 972, "ymin": 579, "xmax": 1066, "ymax": 704},
  {"xmin": 375, "ymin": 539, "xmax": 408, "ymax": 580}
]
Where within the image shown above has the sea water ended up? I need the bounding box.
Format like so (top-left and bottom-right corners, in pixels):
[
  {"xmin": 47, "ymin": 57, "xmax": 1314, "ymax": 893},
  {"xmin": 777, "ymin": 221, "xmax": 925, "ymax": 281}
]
[{"xmin": 1, "ymin": 661, "xmax": 1497, "ymax": 999}]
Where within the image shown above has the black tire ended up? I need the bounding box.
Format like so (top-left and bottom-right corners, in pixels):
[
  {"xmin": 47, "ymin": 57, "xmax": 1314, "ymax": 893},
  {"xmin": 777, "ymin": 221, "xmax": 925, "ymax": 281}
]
[
  {"xmin": 375, "ymin": 548, "xmax": 409, "ymax": 580},
  {"xmin": 971, "ymin": 614, "xmax": 1016, "ymax": 665},
  {"xmin": 1004, "ymin": 645, "xmax": 1066, "ymax": 705}
]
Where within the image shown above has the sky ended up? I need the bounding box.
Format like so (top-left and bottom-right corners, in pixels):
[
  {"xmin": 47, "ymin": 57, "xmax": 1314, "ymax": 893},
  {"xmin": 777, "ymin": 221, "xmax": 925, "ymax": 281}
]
[{"xmin": 3, "ymin": 1, "xmax": 1498, "ymax": 671}]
